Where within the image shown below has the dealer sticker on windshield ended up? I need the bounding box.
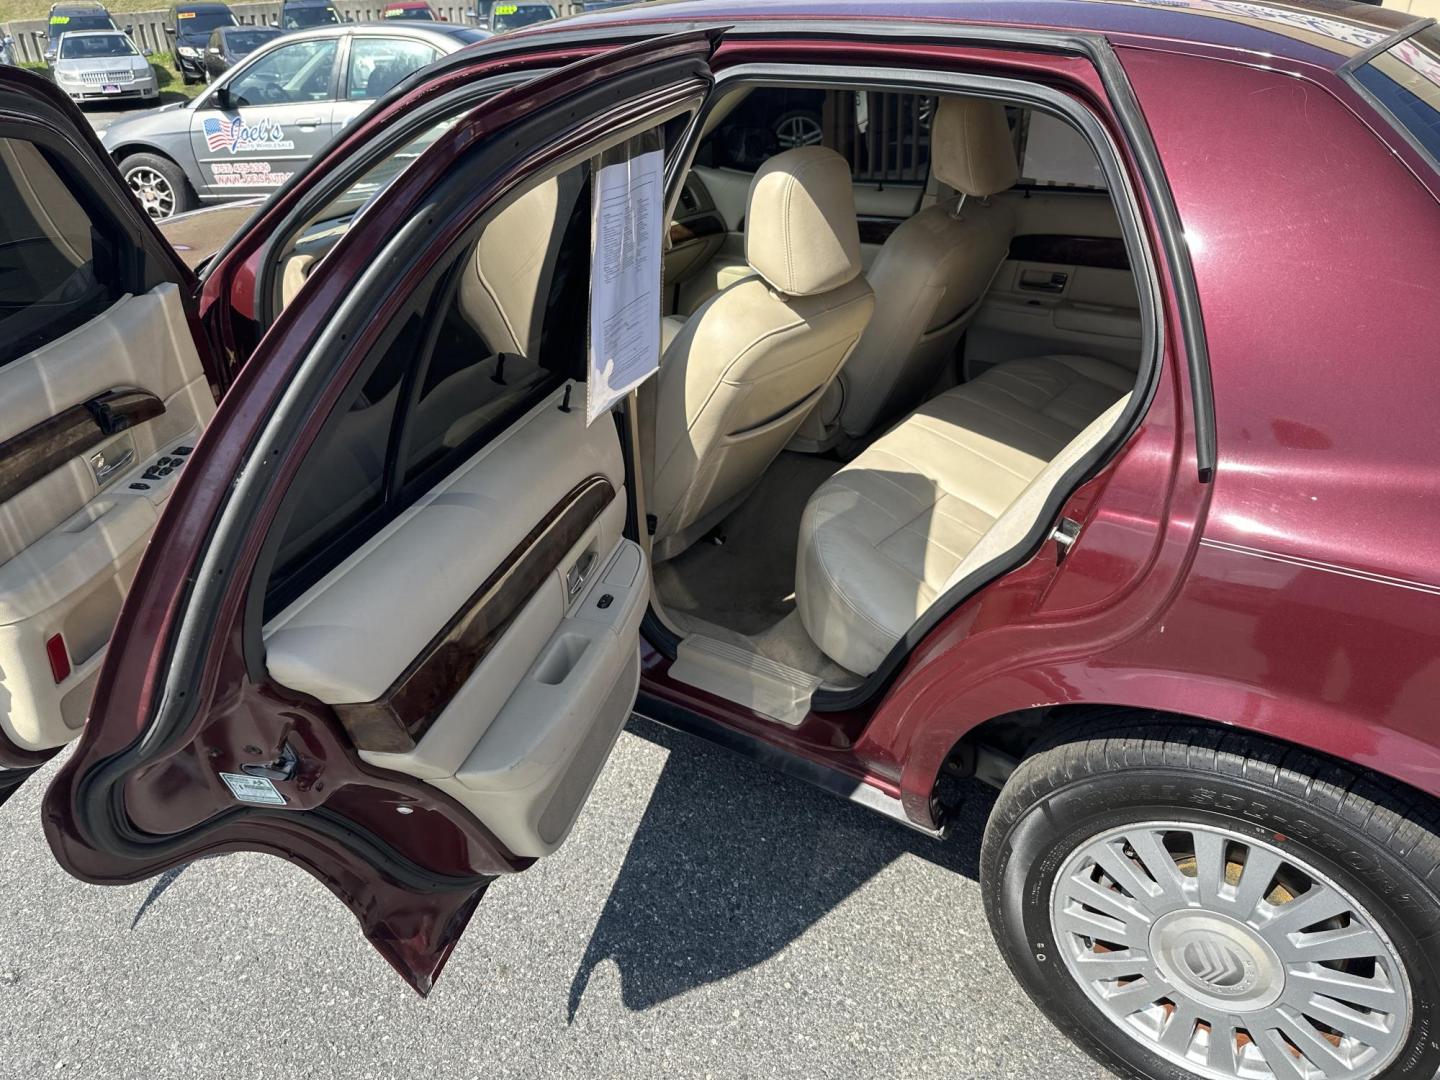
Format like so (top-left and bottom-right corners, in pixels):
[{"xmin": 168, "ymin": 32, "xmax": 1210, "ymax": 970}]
[{"xmin": 219, "ymin": 772, "xmax": 287, "ymax": 805}]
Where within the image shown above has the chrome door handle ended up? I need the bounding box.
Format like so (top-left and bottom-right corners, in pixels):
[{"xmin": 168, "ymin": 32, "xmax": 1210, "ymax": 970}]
[
  {"xmin": 295, "ymin": 116, "xmax": 322, "ymax": 128},
  {"xmin": 90, "ymin": 447, "xmax": 134, "ymax": 484},
  {"xmin": 567, "ymin": 551, "xmax": 598, "ymax": 599}
]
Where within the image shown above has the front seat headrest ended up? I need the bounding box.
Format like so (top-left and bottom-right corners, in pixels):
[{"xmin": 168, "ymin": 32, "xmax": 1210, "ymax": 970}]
[
  {"xmin": 931, "ymin": 97, "xmax": 1019, "ymax": 198},
  {"xmin": 744, "ymin": 146, "xmax": 863, "ymax": 298}
]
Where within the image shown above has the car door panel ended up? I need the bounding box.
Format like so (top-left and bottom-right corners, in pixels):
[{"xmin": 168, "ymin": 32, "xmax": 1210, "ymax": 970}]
[
  {"xmin": 40, "ymin": 29, "xmax": 716, "ymax": 994},
  {"xmin": 189, "ymin": 36, "xmax": 342, "ymax": 200},
  {"xmin": 965, "ymin": 190, "xmax": 1142, "ymax": 376},
  {"xmin": 266, "ymin": 390, "xmax": 644, "ymax": 857},
  {"xmin": 0, "ymin": 284, "xmax": 214, "ymax": 754}
]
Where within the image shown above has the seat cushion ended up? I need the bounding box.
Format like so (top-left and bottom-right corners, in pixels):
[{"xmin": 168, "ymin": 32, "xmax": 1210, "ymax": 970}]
[{"xmin": 796, "ymin": 354, "xmax": 1133, "ymax": 675}]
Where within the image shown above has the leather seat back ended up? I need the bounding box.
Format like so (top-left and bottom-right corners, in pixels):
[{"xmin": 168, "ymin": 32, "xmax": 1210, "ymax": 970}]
[
  {"xmin": 650, "ymin": 147, "xmax": 874, "ymax": 560},
  {"xmin": 459, "ymin": 176, "xmax": 564, "ymax": 357},
  {"xmin": 836, "ymin": 97, "xmax": 1019, "ymax": 440}
]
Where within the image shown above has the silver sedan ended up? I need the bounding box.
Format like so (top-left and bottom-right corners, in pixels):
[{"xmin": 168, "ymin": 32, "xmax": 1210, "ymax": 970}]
[{"xmin": 51, "ymin": 30, "xmax": 158, "ymax": 105}]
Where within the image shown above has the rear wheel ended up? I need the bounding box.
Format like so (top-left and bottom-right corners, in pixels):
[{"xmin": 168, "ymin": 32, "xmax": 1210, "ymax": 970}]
[
  {"xmin": 981, "ymin": 720, "xmax": 1440, "ymax": 1080},
  {"xmin": 119, "ymin": 152, "xmax": 194, "ymax": 221}
]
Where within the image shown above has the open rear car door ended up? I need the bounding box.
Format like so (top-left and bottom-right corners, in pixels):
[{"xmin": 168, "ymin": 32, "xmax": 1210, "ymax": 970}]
[{"xmin": 38, "ymin": 30, "xmax": 718, "ymax": 994}]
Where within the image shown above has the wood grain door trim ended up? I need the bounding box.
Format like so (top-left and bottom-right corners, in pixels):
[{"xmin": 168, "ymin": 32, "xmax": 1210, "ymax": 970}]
[
  {"xmin": 332, "ymin": 475, "xmax": 617, "ymax": 754},
  {"xmin": 0, "ymin": 388, "xmax": 164, "ymax": 505}
]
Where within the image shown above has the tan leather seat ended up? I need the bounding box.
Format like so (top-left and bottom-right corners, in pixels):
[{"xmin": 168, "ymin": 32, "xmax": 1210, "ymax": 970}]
[
  {"xmin": 649, "ymin": 146, "xmax": 875, "ymax": 561},
  {"xmin": 834, "ymin": 97, "xmax": 1020, "ymax": 441},
  {"xmin": 796, "ymin": 355, "xmax": 1134, "ymax": 675},
  {"xmin": 459, "ymin": 176, "xmax": 563, "ymax": 357}
]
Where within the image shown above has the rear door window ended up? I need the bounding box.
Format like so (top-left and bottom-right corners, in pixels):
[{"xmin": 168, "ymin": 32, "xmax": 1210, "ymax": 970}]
[
  {"xmin": 0, "ymin": 137, "xmax": 124, "ymax": 369},
  {"xmin": 345, "ymin": 36, "xmax": 439, "ymax": 100}
]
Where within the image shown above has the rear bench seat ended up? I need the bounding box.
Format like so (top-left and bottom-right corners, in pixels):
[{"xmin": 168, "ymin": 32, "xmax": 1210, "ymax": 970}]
[{"xmin": 796, "ymin": 354, "xmax": 1135, "ymax": 676}]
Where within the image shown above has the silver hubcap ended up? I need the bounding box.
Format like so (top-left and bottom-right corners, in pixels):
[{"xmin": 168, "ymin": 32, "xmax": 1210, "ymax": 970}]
[
  {"xmin": 1050, "ymin": 823, "xmax": 1410, "ymax": 1079},
  {"xmin": 126, "ymin": 166, "xmax": 175, "ymax": 220}
]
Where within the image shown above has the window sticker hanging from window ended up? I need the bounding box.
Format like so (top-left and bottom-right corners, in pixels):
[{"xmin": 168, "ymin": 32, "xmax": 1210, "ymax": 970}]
[{"xmin": 586, "ymin": 132, "xmax": 663, "ymax": 425}]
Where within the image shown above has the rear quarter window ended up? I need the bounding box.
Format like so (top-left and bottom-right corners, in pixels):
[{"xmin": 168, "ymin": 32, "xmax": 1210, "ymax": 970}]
[{"xmin": 1350, "ymin": 23, "xmax": 1440, "ymax": 170}]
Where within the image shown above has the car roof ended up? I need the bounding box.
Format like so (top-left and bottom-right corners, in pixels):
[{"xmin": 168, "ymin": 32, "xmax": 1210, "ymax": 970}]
[
  {"xmin": 346, "ymin": 19, "xmax": 493, "ymax": 40},
  {"xmin": 384, "ymin": 1, "xmax": 434, "ymax": 7},
  {"xmin": 50, "ymin": 1, "xmax": 109, "ymax": 11},
  {"xmin": 172, "ymin": 2, "xmax": 232, "ymax": 10},
  {"xmin": 552, "ymin": 0, "xmax": 1426, "ymax": 72}
]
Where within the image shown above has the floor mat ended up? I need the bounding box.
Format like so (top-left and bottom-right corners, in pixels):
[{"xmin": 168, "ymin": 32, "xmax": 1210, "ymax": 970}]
[{"xmin": 653, "ymin": 452, "xmax": 840, "ymax": 636}]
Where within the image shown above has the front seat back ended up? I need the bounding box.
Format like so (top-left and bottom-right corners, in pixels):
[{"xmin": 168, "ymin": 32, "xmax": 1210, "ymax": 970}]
[
  {"xmin": 836, "ymin": 97, "xmax": 1019, "ymax": 441},
  {"xmin": 649, "ymin": 146, "xmax": 874, "ymax": 561}
]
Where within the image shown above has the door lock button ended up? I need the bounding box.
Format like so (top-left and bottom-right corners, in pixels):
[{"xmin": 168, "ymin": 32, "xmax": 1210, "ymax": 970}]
[{"xmin": 596, "ymin": 593, "xmax": 614, "ymax": 610}]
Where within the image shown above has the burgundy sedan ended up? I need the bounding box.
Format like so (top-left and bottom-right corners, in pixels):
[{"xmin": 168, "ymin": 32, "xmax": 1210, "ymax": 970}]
[{"xmin": 2, "ymin": 1, "xmax": 1438, "ymax": 1077}]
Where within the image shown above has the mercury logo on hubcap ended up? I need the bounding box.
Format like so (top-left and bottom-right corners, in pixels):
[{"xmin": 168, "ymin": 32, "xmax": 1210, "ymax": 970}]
[{"xmin": 1180, "ymin": 936, "xmax": 1251, "ymax": 993}]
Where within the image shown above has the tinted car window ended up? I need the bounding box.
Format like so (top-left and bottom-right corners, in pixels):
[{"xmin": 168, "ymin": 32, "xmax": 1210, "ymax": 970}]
[
  {"xmin": 48, "ymin": 13, "xmax": 113, "ymax": 43},
  {"xmin": 226, "ymin": 37, "xmax": 337, "ymax": 106},
  {"xmin": 1353, "ymin": 24, "xmax": 1440, "ymax": 167},
  {"xmin": 0, "ymin": 137, "xmax": 123, "ymax": 370},
  {"xmin": 345, "ymin": 37, "xmax": 438, "ymax": 100},
  {"xmin": 226, "ymin": 28, "xmax": 278, "ymax": 53},
  {"xmin": 696, "ymin": 87, "xmax": 931, "ymax": 183},
  {"xmin": 490, "ymin": 3, "xmax": 554, "ymax": 31},
  {"xmin": 282, "ymin": 4, "xmax": 340, "ymax": 29}
]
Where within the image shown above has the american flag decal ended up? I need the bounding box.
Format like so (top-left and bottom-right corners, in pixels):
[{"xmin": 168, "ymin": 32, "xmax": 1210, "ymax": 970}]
[{"xmin": 203, "ymin": 116, "xmax": 235, "ymax": 152}]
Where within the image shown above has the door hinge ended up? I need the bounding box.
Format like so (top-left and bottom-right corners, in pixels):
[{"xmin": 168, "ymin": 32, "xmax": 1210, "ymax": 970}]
[
  {"xmin": 240, "ymin": 740, "xmax": 299, "ymax": 782},
  {"xmin": 1051, "ymin": 516, "xmax": 1081, "ymax": 561}
]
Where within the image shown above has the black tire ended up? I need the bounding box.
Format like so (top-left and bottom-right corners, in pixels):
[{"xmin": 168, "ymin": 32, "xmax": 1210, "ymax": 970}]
[
  {"xmin": 117, "ymin": 152, "xmax": 194, "ymax": 221},
  {"xmin": 980, "ymin": 718, "xmax": 1440, "ymax": 1080}
]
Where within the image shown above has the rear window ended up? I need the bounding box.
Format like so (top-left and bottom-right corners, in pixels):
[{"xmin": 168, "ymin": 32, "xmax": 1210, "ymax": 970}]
[
  {"xmin": 48, "ymin": 13, "xmax": 113, "ymax": 38},
  {"xmin": 226, "ymin": 28, "xmax": 276, "ymax": 52},
  {"xmin": 491, "ymin": 4, "xmax": 554, "ymax": 31},
  {"xmin": 1352, "ymin": 23, "xmax": 1440, "ymax": 168}
]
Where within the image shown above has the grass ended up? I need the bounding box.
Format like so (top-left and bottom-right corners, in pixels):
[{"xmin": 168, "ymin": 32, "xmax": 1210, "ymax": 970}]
[
  {"xmin": 2, "ymin": 0, "xmax": 208, "ymax": 102},
  {"xmin": 1, "ymin": 0, "xmax": 174, "ymax": 18}
]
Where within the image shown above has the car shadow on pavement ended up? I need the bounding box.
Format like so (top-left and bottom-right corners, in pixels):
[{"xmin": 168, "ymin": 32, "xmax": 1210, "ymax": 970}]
[{"xmin": 567, "ymin": 717, "xmax": 994, "ymax": 1020}]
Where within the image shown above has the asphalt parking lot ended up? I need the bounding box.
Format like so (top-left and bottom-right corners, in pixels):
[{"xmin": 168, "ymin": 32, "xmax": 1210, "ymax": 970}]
[{"xmin": 2, "ymin": 718, "xmax": 1106, "ymax": 1079}]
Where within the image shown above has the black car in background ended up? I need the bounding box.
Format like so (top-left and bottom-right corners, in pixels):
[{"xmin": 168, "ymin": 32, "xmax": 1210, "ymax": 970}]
[
  {"xmin": 278, "ymin": 0, "xmax": 342, "ymax": 30},
  {"xmin": 201, "ymin": 23, "xmax": 280, "ymax": 81},
  {"xmin": 166, "ymin": 1, "xmax": 236, "ymax": 83},
  {"xmin": 42, "ymin": 1, "xmax": 118, "ymax": 63}
]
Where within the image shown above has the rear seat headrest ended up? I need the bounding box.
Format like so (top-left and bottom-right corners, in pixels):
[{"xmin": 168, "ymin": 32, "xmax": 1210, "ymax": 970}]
[
  {"xmin": 931, "ymin": 97, "xmax": 1019, "ymax": 198},
  {"xmin": 745, "ymin": 146, "xmax": 863, "ymax": 297}
]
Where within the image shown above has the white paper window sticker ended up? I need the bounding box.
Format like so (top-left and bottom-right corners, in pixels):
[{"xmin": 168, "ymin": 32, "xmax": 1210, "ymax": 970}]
[{"xmin": 587, "ymin": 147, "xmax": 664, "ymax": 425}]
